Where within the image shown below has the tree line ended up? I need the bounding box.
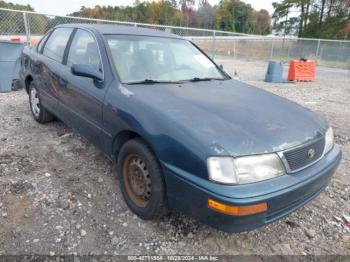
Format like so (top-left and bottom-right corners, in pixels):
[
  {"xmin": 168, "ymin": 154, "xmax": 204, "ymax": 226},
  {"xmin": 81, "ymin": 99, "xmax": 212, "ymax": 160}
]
[
  {"xmin": 1, "ymin": 0, "xmax": 350, "ymax": 39},
  {"xmin": 273, "ymin": 0, "xmax": 350, "ymax": 39},
  {"xmin": 69, "ymin": 0, "xmax": 272, "ymax": 35}
]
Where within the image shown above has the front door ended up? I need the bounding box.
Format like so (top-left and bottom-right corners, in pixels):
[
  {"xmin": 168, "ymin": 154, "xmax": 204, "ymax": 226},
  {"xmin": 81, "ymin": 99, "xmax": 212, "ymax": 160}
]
[{"xmin": 58, "ymin": 29, "xmax": 106, "ymax": 147}]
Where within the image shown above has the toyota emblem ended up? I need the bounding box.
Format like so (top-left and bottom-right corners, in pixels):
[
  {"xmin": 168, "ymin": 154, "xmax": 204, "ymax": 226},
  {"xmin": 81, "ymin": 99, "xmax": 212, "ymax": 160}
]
[{"xmin": 307, "ymin": 148, "xmax": 316, "ymax": 159}]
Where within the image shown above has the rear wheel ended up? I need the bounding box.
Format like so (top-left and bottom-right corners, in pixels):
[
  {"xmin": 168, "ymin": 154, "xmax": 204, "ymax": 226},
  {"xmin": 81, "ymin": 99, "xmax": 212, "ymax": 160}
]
[
  {"xmin": 117, "ymin": 138, "xmax": 167, "ymax": 220},
  {"xmin": 29, "ymin": 82, "xmax": 55, "ymax": 123}
]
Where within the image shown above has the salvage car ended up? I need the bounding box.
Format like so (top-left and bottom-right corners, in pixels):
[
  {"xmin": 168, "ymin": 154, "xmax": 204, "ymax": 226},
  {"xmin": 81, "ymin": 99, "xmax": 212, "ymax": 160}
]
[{"xmin": 20, "ymin": 24, "xmax": 342, "ymax": 232}]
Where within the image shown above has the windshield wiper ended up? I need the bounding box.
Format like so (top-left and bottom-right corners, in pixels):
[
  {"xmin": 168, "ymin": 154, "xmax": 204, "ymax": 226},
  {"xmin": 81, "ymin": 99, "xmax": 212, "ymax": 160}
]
[
  {"xmin": 183, "ymin": 77, "xmax": 226, "ymax": 82},
  {"xmin": 124, "ymin": 79, "xmax": 181, "ymax": 85},
  {"xmin": 124, "ymin": 77, "xmax": 226, "ymax": 85}
]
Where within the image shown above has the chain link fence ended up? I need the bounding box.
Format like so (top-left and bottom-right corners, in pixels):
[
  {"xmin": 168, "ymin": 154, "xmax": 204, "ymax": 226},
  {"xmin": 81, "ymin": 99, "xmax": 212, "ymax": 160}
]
[{"xmin": 1, "ymin": 7, "xmax": 350, "ymax": 70}]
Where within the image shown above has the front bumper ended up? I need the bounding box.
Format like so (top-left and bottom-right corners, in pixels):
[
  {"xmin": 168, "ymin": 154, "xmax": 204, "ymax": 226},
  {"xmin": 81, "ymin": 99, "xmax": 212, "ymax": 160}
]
[{"xmin": 163, "ymin": 145, "xmax": 342, "ymax": 232}]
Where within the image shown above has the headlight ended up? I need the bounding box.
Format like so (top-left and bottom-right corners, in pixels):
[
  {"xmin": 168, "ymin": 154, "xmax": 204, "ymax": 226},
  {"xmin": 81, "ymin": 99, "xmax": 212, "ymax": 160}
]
[
  {"xmin": 324, "ymin": 126, "xmax": 334, "ymax": 155},
  {"xmin": 207, "ymin": 154, "xmax": 285, "ymax": 185}
]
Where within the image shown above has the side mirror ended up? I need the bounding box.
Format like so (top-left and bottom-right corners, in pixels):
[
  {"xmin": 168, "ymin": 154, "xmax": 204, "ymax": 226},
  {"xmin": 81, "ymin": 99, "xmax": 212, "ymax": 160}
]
[
  {"xmin": 219, "ymin": 64, "xmax": 224, "ymax": 70},
  {"xmin": 71, "ymin": 64, "xmax": 103, "ymax": 81}
]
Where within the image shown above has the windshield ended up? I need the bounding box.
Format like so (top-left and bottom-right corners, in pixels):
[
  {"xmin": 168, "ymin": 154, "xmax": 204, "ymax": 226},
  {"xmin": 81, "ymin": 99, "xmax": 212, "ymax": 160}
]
[{"xmin": 105, "ymin": 35, "xmax": 227, "ymax": 83}]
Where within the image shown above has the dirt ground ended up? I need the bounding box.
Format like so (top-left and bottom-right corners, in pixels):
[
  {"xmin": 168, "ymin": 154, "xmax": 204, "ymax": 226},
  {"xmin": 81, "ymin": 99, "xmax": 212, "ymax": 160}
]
[{"xmin": 0, "ymin": 59, "xmax": 349, "ymax": 256}]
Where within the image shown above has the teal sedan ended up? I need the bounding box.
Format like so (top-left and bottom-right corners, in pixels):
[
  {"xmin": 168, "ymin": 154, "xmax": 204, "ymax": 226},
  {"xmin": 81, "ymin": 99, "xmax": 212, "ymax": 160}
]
[{"xmin": 20, "ymin": 24, "xmax": 342, "ymax": 232}]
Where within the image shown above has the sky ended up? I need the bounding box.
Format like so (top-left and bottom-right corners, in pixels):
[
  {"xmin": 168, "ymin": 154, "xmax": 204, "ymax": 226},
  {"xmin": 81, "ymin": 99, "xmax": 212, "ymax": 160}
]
[{"xmin": 8, "ymin": 0, "xmax": 275, "ymax": 16}]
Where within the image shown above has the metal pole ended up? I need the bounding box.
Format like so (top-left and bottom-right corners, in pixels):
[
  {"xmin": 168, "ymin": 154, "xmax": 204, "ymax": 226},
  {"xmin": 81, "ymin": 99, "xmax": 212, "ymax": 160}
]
[
  {"xmin": 270, "ymin": 39, "xmax": 275, "ymax": 61},
  {"xmin": 232, "ymin": 39, "xmax": 236, "ymax": 77},
  {"xmin": 316, "ymin": 39, "xmax": 321, "ymax": 62},
  {"xmin": 233, "ymin": 38, "xmax": 236, "ymax": 58},
  {"xmin": 212, "ymin": 31, "xmax": 216, "ymax": 60},
  {"xmin": 22, "ymin": 12, "xmax": 31, "ymax": 43}
]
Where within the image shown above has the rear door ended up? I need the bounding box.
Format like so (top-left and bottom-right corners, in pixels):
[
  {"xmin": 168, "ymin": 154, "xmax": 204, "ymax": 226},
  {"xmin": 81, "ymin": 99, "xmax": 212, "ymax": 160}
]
[
  {"xmin": 58, "ymin": 28, "xmax": 106, "ymax": 147},
  {"xmin": 38, "ymin": 27, "xmax": 74, "ymax": 113}
]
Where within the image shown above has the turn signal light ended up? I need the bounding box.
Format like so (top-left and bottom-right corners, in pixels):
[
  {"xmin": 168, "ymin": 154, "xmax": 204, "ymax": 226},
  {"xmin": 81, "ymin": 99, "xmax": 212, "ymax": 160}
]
[{"xmin": 208, "ymin": 199, "xmax": 267, "ymax": 216}]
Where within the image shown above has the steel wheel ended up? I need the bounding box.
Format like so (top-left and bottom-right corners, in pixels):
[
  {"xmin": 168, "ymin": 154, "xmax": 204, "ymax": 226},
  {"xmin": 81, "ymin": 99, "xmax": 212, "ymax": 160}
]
[
  {"xmin": 30, "ymin": 87, "xmax": 40, "ymax": 118},
  {"xmin": 122, "ymin": 153, "xmax": 152, "ymax": 208},
  {"xmin": 118, "ymin": 138, "xmax": 167, "ymax": 220}
]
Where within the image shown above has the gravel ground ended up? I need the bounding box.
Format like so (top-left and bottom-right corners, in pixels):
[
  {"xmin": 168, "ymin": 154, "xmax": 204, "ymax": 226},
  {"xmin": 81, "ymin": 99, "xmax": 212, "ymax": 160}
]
[{"xmin": 0, "ymin": 59, "xmax": 349, "ymax": 256}]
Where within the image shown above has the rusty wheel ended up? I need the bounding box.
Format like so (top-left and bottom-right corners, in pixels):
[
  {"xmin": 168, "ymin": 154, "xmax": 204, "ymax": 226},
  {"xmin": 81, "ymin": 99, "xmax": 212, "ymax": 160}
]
[
  {"xmin": 123, "ymin": 154, "xmax": 152, "ymax": 208},
  {"xmin": 118, "ymin": 138, "xmax": 167, "ymax": 220}
]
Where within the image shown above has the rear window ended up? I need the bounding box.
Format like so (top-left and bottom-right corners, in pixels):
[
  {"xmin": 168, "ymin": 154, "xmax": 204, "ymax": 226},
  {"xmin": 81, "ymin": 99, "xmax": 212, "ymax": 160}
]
[{"xmin": 43, "ymin": 28, "xmax": 73, "ymax": 63}]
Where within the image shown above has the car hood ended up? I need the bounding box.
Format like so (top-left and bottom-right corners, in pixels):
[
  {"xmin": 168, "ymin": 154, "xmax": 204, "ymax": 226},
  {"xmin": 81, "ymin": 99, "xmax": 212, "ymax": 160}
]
[{"xmin": 123, "ymin": 80, "xmax": 328, "ymax": 156}]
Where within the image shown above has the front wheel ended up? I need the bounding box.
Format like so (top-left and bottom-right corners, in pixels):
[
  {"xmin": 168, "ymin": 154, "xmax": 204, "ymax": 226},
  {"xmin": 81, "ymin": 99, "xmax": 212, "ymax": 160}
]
[
  {"xmin": 117, "ymin": 138, "xmax": 167, "ymax": 220},
  {"xmin": 29, "ymin": 82, "xmax": 55, "ymax": 123}
]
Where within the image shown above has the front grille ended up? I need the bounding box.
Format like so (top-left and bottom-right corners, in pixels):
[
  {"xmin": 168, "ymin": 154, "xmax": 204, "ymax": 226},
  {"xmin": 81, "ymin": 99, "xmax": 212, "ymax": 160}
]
[{"xmin": 283, "ymin": 137, "xmax": 325, "ymax": 172}]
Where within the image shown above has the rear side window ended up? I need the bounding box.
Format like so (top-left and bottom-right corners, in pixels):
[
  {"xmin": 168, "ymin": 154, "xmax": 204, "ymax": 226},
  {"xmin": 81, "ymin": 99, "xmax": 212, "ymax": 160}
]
[
  {"xmin": 43, "ymin": 27, "xmax": 73, "ymax": 63},
  {"xmin": 67, "ymin": 29, "xmax": 101, "ymax": 72}
]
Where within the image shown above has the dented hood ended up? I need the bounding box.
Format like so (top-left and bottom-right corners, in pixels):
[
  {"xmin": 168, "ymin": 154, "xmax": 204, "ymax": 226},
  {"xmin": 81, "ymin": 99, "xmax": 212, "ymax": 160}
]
[{"xmin": 125, "ymin": 80, "xmax": 328, "ymax": 156}]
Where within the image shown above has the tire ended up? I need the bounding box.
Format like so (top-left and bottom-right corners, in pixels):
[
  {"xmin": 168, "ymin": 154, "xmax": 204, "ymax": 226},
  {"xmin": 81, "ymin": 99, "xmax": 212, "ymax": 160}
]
[
  {"xmin": 117, "ymin": 138, "xmax": 167, "ymax": 220},
  {"xmin": 29, "ymin": 82, "xmax": 55, "ymax": 124}
]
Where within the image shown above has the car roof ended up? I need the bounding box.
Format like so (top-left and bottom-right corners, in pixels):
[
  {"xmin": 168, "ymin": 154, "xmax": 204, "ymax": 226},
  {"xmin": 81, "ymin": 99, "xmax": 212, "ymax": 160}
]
[{"xmin": 55, "ymin": 23, "xmax": 183, "ymax": 39}]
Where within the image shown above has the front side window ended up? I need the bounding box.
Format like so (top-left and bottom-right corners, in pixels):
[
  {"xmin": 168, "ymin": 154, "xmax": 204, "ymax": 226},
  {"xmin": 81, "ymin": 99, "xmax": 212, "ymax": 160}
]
[
  {"xmin": 43, "ymin": 27, "xmax": 73, "ymax": 62},
  {"xmin": 67, "ymin": 29, "xmax": 101, "ymax": 72},
  {"xmin": 37, "ymin": 31, "xmax": 51, "ymax": 53},
  {"xmin": 105, "ymin": 35, "xmax": 226, "ymax": 83}
]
